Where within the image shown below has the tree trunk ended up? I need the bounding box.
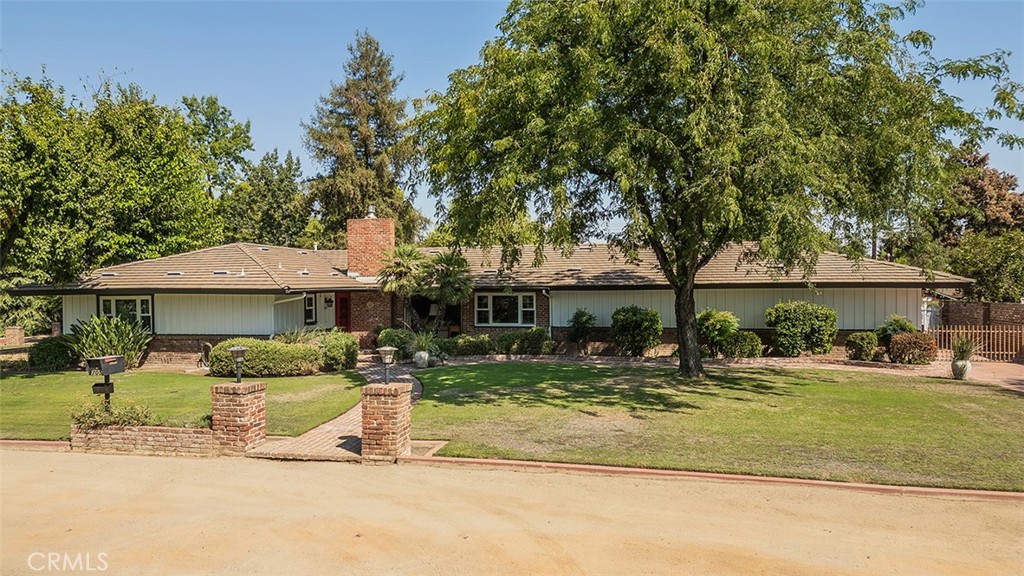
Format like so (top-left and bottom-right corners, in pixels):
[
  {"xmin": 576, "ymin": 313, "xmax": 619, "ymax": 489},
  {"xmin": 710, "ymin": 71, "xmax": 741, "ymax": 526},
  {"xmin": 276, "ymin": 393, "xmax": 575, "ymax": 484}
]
[
  {"xmin": 673, "ymin": 277, "xmax": 705, "ymax": 379},
  {"xmin": 432, "ymin": 302, "xmax": 447, "ymax": 338}
]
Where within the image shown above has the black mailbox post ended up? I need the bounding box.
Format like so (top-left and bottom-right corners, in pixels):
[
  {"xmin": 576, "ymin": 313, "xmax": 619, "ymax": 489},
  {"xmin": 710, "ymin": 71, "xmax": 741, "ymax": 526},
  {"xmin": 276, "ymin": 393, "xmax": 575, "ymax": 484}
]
[{"xmin": 85, "ymin": 356, "xmax": 126, "ymax": 408}]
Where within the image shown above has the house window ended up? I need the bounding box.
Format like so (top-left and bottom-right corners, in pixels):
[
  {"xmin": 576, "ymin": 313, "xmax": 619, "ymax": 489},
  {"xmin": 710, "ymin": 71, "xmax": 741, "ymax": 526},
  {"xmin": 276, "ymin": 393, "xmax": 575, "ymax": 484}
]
[
  {"xmin": 304, "ymin": 295, "xmax": 316, "ymax": 325},
  {"xmin": 474, "ymin": 293, "xmax": 537, "ymax": 326},
  {"xmin": 100, "ymin": 296, "xmax": 153, "ymax": 332}
]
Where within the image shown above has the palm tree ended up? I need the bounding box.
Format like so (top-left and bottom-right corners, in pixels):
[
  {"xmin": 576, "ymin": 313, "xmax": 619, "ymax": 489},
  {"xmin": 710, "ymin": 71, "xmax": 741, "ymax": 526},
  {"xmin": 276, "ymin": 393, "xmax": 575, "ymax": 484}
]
[
  {"xmin": 378, "ymin": 244, "xmax": 427, "ymax": 330},
  {"xmin": 420, "ymin": 251, "xmax": 473, "ymax": 337}
]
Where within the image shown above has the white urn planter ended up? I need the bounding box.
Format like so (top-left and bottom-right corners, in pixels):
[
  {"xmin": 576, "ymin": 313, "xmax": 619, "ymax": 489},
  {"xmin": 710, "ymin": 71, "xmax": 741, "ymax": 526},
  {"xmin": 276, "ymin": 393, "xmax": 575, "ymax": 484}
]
[
  {"xmin": 951, "ymin": 359, "xmax": 972, "ymax": 380},
  {"xmin": 414, "ymin": 350, "xmax": 430, "ymax": 369}
]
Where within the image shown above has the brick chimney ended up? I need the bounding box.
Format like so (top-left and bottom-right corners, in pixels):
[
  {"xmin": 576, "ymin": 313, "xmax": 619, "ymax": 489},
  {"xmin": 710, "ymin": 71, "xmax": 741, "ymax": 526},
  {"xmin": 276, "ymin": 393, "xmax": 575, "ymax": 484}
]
[{"xmin": 346, "ymin": 214, "xmax": 395, "ymax": 277}]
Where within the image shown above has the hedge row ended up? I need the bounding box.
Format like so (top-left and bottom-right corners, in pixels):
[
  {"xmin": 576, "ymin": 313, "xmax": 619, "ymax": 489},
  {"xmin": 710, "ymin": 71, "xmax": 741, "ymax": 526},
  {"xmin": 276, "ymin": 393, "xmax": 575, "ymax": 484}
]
[{"xmin": 208, "ymin": 331, "xmax": 359, "ymax": 377}]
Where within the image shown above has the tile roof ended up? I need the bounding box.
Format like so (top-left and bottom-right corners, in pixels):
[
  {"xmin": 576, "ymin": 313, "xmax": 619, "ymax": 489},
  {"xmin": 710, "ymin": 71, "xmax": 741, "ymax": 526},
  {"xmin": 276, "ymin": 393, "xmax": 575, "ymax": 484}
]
[
  {"xmin": 455, "ymin": 243, "xmax": 973, "ymax": 289},
  {"xmin": 13, "ymin": 241, "xmax": 972, "ymax": 296},
  {"xmin": 15, "ymin": 243, "xmax": 370, "ymax": 295}
]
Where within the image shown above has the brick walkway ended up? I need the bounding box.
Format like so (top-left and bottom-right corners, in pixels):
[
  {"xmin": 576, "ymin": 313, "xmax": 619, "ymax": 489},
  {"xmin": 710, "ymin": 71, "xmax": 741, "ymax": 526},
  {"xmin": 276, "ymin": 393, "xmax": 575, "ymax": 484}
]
[{"xmin": 247, "ymin": 358, "xmax": 420, "ymax": 462}]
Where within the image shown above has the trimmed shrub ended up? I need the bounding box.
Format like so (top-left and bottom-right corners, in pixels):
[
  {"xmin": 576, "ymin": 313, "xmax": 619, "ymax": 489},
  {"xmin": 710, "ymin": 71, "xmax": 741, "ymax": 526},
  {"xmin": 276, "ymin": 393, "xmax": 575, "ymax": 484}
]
[
  {"xmin": 610, "ymin": 305, "xmax": 663, "ymax": 357},
  {"xmin": 845, "ymin": 332, "xmax": 879, "ymax": 361},
  {"xmin": 27, "ymin": 337, "xmax": 75, "ymax": 371},
  {"xmin": 209, "ymin": 338, "xmax": 321, "ymax": 377},
  {"xmin": 451, "ymin": 334, "xmax": 493, "ymax": 356},
  {"xmin": 764, "ymin": 301, "xmax": 838, "ymax": 357},
  {"xmin": 696, "ymin": 308, "xmax": 740, "ymax": 358},
  {"xmin": 321, "ymin": 331, "xmax": 359, "ymax": 370},
  {"xmin": 378, "ymin": 328, "xmax": 415, "ymax": 360},
  {"xmin": 434, "ymin": 338, "xmax": 458, "ymax": 356},
  {"xmin": 889, "ymin": 332, "xmax": 938, "ymax": 365},
  {"xmin": 875, "ymin": 314, "xmax": 917, "ymax": 351},
  {"xmin": 63, "ymin": 316, "xmax": 153, "ymax": 368},
  {"xmin": 720, "ymin": 331, "xmax": 763, "ymax": 358},
  {"xmin": 567, "ymin": 308, "xmax": 597, "ymax": 355},
  {"xmin": 494, "ymin": 327, "xmax": 552, "ymax": 355},
  {"xmin": 70, "ymin": 401, "xmax": 154, "ymax": 429}
]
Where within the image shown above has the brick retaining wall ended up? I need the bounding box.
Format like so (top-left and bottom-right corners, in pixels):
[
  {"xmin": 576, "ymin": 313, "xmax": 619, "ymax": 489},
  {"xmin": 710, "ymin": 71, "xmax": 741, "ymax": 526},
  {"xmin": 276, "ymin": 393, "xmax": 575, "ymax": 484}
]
[
  {"xmin": 71, "ymin": 426, "xmax": 214, "ymax": 456},
  {"xmin": 71, "ymin": 382, "xmax": 267, "ymax": 456}
]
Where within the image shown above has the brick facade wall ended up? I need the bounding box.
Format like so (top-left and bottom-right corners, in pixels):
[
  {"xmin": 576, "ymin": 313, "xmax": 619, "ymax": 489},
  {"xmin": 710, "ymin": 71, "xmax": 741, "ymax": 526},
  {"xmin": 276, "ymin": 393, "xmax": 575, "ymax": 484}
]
[
  {"xmin": 351, "ymin": 291, "xmax": 394, "ymax": 348},
  {"xmin": 143, "ymin": 334, "xmax": 262, "ymax": 366},
  {"xmin": 942, "ymin": 302, "xmax": 1024, "ymax": 326},
  {"xmin": 70, "ymin": 426, "xmax": 214, "ymax": 456},
  {"xmin": 460, "ymin": 290, "xmax": 550, "ymax": 338},
  {"xmin": 360, "ymin": 382, "xmax": 412, "ymax": 464},
  {"xmin": 346, "ymin": 218, "xmax": 395, "ymax": 277},
  {"xmin": 71, "ymin": 381, "xmax": 267, "ymax": 456}
]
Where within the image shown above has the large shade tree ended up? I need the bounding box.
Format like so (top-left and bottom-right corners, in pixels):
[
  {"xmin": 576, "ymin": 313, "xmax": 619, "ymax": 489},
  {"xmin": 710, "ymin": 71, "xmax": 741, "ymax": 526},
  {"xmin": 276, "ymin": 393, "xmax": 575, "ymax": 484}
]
[
  {"xmin": 414, "ymin": 0, "xmax": 1022, "ymax": 376},
  {"xmin": 304, "ymin": 30, "xmax": 426, "ymax": 246}
]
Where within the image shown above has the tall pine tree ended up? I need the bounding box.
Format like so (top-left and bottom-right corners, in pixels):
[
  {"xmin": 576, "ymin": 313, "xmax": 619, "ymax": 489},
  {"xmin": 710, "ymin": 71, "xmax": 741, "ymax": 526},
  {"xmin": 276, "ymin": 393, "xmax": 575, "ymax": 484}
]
[{"xmin": 304, "ymin": 30, "xmax": 425, "ymax": 246}]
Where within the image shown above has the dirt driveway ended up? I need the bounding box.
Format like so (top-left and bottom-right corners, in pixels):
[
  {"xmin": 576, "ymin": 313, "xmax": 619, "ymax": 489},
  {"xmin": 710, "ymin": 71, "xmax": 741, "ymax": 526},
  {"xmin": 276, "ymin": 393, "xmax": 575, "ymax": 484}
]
[{"xmin": 2, "ymin": 450, "xmax": 1021, "ymax": 575}]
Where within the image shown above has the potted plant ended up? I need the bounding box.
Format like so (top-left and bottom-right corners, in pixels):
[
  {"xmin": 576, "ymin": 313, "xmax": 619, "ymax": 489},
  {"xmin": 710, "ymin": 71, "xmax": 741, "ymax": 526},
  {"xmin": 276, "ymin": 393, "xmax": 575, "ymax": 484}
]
[
  {"xmin": 951, "ymin": 335, "xmax": 974, "ymax": 380},
  {"xmin": 411, "ymin": 332, "xmax": 436, "ymax": 369}
]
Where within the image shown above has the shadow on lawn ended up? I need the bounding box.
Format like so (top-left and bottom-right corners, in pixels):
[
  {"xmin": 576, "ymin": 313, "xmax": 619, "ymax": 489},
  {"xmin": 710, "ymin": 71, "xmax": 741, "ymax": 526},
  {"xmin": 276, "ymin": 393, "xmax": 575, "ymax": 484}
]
[{"xmin": 423, "ymin": 363, "xmax": 801, "ymax": 414}]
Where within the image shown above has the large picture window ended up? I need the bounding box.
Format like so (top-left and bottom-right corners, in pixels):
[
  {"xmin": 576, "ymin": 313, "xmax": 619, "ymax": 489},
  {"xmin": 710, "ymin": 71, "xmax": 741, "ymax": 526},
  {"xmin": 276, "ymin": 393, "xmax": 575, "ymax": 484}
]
[
  {"xmin": 474, "ymin": 293, "xmax": 536, "ymax": 326},
  {"xmin": 100, "ymin": 296, "xmax": 153, "ymax": 332}
]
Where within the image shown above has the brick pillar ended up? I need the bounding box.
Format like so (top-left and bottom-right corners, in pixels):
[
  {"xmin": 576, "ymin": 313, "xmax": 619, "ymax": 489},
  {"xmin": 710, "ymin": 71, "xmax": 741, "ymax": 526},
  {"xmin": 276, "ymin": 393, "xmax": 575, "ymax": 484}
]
[
  {"xmin": 4, "ymin": 326, "xmax": 24, "ymax": 346},
  {"xmin": 211, "ymin": 382, "xmax": 267, "ymax": 455},
  {"xmin": 361, "ymin": 382, "xmax": 412, "ymax": 464},
  {"xmin": 50, "ymin": 322, "xmax": 62, "ymax": 337}
]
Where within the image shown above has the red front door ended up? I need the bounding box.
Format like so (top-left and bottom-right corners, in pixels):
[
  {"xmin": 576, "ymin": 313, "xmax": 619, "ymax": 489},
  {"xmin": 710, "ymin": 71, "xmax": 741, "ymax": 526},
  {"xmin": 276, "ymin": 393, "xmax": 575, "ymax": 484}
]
[{"xmin": 335, "ymin": 292, "xmax": 352, "ymax": 332}]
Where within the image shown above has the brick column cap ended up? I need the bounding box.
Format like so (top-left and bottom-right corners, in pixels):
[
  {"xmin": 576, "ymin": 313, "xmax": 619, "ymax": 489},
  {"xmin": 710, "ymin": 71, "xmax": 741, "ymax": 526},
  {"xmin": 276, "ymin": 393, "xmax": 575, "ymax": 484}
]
[
  {"xmin": 211, "ymin": 382, "xmax": 267, "ymax": 395},
  {"xmin": 363, "ymin": 382, "xmax": 412, "ymax": 396}
]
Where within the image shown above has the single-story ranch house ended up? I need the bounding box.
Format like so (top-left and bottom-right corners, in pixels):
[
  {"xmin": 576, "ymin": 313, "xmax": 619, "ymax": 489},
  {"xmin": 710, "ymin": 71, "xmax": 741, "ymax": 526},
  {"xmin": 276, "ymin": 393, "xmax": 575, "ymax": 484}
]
[{"xmin": 14, "ymin": 216, "xmax": 972, "ymax": 362}]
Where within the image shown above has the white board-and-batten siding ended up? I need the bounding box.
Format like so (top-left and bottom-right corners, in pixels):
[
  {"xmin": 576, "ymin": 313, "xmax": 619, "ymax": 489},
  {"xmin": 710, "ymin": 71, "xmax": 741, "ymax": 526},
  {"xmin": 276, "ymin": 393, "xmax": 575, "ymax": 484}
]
[
  {"xmin": 62, "ymin": 295, "xmax": 96, "ymax": 333},
  {"xmin": 155, "ymin": 294, "xmax": 274, "ymax": 335},
  {"xmin": 549, "ymin": 288, "xmax": 923, "ymax": 331}
]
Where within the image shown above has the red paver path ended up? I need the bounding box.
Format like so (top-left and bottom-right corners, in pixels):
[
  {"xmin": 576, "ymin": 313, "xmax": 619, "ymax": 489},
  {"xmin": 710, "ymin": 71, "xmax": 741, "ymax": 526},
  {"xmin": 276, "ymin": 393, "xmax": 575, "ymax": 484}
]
[{"xmin": 247, "ymin": 358, "xmax": 420, "ymax": 462}]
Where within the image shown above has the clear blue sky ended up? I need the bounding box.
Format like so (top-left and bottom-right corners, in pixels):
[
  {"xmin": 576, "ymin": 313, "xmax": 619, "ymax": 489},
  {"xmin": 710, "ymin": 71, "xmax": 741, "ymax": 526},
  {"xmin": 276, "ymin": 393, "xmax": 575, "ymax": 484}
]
[{"xmin": 2, "ymin": 0, "xmax": 1022, "ymax": 225}]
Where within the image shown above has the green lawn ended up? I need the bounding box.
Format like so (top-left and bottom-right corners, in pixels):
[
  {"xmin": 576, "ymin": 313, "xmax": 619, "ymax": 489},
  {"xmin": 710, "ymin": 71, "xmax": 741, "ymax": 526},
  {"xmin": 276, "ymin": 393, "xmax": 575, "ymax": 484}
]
[
  {"xmin": 414, "ymin": 363, "xmax": 1024, "ymax": 491},
  {"xmin": 0, "ymin": 370, "xmax": 365, "ymax": 440}
]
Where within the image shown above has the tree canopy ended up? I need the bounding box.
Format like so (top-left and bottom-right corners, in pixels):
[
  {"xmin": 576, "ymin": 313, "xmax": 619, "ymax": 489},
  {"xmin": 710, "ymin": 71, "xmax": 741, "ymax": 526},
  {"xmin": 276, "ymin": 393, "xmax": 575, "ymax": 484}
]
[
  {"xmin": 305, "ymin": 30, "xmax": 426, "ymax": 246},
  {"xmin": 220, "ymin": 150, "xmax": 310, "ymax": 246},
  {"xmin": 414, "ymin": 0, "xmax": 1023, "ymax": 376}
]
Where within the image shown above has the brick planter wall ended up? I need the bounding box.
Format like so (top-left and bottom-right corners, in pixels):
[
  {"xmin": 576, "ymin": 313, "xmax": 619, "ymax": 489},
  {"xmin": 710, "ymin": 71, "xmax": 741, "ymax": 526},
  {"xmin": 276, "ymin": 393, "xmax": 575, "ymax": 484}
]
[
  {"xmin": 4, "ymin": 326, "xmax": 25, "ymax": 347},
  {"xmin": 71, "ymin": 381, "xmax": 267, "ymax": 456},
  {"xmin": 70, "ymin": 426, "xmax": 214, "ymax": 456},
  {"xmin": 211, "ymin": 382, "xmax": 267, "ymax": 455},
  {"xmin": 361, "ymin": 382, "xmax": 412, "ymax": 464}
]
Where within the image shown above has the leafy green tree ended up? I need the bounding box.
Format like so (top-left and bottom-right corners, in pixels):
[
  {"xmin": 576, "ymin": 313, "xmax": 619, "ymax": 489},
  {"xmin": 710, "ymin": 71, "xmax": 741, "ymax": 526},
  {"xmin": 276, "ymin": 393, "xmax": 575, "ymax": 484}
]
[
  {"xmin": 182, "ymin": 95, "xmax": 253, "ymax": 198},
  {"xmin": 220, "ymin": 150, "xmax": 310, "ymax": 246},
  {"xmin": 304, "ymin": 30, "xmax": 426, "ymax": 245},
  {"xmin": 414, "ymin": 0, "xmax": 1022, "ymax": 376},
  {"xmin": 951, "ymin": 230, "xmax": 1024, "ymax": 302},
  {"xmin": 1, "ymin": 75, "xmax": 223, "ymax": 280},
  {"xmin": 420, "ymin": 251, "xmax": 473, "ymax": 336}
]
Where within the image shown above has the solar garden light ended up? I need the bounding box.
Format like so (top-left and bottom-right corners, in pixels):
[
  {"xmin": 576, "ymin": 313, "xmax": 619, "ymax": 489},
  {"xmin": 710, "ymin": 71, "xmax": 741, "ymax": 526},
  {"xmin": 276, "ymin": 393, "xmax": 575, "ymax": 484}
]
[
  {"xmin": 228, "ymin": 345, "xmax": 248, "ymax": 383},
  {"xmin": 377, "ymin": 346, "xmax": 397, "ymax": 385}
]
